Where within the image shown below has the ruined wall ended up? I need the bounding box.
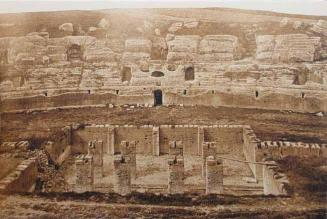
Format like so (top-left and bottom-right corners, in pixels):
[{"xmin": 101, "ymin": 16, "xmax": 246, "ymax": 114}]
[
  {"xmin": 164, "ymin": 86, "xmax": 327, "ymax": 113},
  {"xmin": 263, "ymin": 160, "xmax": 290, "ymax": 196},
  {"xmin": 203, "ymin": 126, "xmax": 243, "ymax": 154},
  {"xmin": 115, "ymin": 126, "xmax": 153, "ymax": 154},
  {"xmin": 260, "ymin": 141, "xmax": 327, "ymax": 159},
  {"xmin": 72, "ymin": 124, "xmax": 248, "ymax": 156},
  {"xmin": 159, "ymin": 125, "xmax": 198, "ymax": 155},
  {"xmin": 242, "ymin": 126, "xmax": 263, "ymax": 180},
  {"xmin": 0, "ymin": 158, "xmax": 37, "ymax": 193},
  {"xmin": 45, "ymin": 125, "xmax": 72, "ymax": 165}
]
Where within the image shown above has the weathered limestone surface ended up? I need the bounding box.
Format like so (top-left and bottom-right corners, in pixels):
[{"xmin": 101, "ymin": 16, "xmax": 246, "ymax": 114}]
[
  {"xmin": 256, "ymin": 34, "xmax": 322, "ymax": 62},
  {"xmin": 311, "ymin": 20, "xmax": 327, "ymax": 36},
  {"xmin": 198, "ymin": 35, "xmax": 242, "ymax": 61},
  {"xmin": 125, "ymin": 38, "xmax": 152, "ymax": 53},
  {"xmin": 1, "ymin": 14, "xmax": 326, "ymax": 114},
  {"xmin": 263, "ymin": 160, "xmax": 289, "ymax": 196}
]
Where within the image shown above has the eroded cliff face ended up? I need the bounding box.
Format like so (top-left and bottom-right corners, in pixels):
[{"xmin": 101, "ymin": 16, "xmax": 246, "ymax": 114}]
[{"xmin": 0, "ymin": 9, "xmax": 326, "ymax": 112}]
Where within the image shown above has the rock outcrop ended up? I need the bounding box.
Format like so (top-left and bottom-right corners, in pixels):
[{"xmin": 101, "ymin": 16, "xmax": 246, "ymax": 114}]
[
  {"xmin": 256, "ymin": 34, "xmax": 322, "ymax": 63},
  {"xmin": 311, "ymin": 20, "xmax": 327, "ymax": 36}
]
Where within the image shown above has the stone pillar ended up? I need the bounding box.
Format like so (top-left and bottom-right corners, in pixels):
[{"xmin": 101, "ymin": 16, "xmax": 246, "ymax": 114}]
[
  {"xmin": 152, "ymin": 126, "xmax": 160, "ymax": 156},
  {"xmin": 197, "ymin": 127, "xmax": 204, "ymax": 156},
  {"xmin": 120, "ymin": 141, "xmax": 137, "ymax": 180},
  {"xmin": 113, "ymin": 154, "xmax": 131, "ymax": 195},
  {"xmin": 169, "ymin": 140, "xmax": 183, "ymax": 156},
  {"xmin": 206, "ymin": 156, "xmax": 223, "ymax": 194},
  {"xmin": 168, "ymin": 156, "xmax": 184, "ymax": 194},
  {"xmin": 202, "ymin": 142, "xmax": 217, "ymax": 178},
  {"xmin": 108, "ymin": 127, "xmax": 115, "ymax": 155},
  {"xmin": 75, "ymin": 154, "xmax": 94, "ymax": 193}
]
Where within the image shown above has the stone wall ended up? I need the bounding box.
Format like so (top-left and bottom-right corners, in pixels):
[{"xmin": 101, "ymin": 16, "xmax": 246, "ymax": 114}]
[
  {"xmin": 204, "ymin": 126, "xmax": 243, "ymax": 154},
  {"xmin": 0, "ymin": 158, "xmax": 37, "ymax": 193},
  {"xmin": 260, "ymin": 141, "xmax": 327, "ymax": 159},
  {"xmin": 0, "ymin": 141, "xmax": 29, "ymax": 153},
  {"xmin": 242, "ymin": 126, "xmax": 263, "ymax": 180},
  {"xmin": 159, "ymin": 125, "xmax": 198, "ymax": 155},
  {"xmin": 73, "ymin": 124, "xmax": 246, "ymax": 156},
  {"xmin": 263, "ymin": 160, "xmax": 290, "ymax": 196},
  {"xmin": 120, "ymin": 141, "xmax": 137, "ymax": 180},
  {"xmin": 74, "ymin": 154, "xmax": 94, "ymax": 193},
  {"xmin": 113, "ymin": 154, "xmax": 131, "ymax": 195}
]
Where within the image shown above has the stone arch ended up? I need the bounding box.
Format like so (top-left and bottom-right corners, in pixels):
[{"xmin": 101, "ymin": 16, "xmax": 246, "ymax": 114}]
[{"xmin": 185, "ymin": 66, "xmax": 194, "ymax": 81}]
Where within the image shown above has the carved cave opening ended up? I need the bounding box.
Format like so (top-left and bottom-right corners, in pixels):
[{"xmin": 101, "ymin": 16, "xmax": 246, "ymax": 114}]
[
  {"xmin": 154, "ymin": 89, "xmax": 163, "ymax": 106},
  {"xmin": 185, "ymin": 66, "xmax": 195, "ymax": 81}
]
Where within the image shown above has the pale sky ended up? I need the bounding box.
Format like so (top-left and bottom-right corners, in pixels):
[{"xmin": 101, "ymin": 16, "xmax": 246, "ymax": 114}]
[{"xmin": 0, "ymin": 0, "xmax": 326, "ymax": 16}]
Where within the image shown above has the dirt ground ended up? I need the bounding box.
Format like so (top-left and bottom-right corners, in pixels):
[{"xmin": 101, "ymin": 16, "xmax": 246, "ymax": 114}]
[{"xmin": 1, "ymin": 105, "xmax": 326, "ymax": 144}]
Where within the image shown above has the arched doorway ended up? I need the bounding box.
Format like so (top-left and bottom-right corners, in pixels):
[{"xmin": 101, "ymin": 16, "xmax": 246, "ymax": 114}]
[
  {"xmin": 185, "ymin": 66, "xmax": 195, "ymax": 81},
  {"xmin": 154, "ymin": 89, "xmax": 163, "ymax": 106}
]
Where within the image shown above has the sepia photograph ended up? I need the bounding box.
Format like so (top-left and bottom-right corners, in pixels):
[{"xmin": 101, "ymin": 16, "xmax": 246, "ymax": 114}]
[{"xmin": 0, "ymin": 0, "xmax": 326, "ymax": 218}]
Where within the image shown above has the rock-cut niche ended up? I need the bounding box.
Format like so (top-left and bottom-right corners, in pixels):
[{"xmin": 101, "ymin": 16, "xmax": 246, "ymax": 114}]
[{"xmin": 185, "ymin": 66, "xmax": 194, "ymax": 81}]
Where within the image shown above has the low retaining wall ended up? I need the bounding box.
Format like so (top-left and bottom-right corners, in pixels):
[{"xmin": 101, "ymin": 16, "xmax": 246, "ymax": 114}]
[
  {"xmin": 1, "ymin": 86, "xmax": 326, "ymax": 113},
  {"xmin": 0, "ymin": 141, "xmax": 30, "ymax": 152},
  {"xmin": 0, "ymin": 158, "xmax": 38, "ymax": 193},
  {"xmin": 72, "ymin": 124, "xmax": 244, "ymax": 156}
]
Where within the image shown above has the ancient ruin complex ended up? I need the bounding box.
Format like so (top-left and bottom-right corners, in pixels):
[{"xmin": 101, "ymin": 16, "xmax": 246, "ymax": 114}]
[{"xmin": 0, "ymin": 7, "xmax": 326, "ymax": 218}]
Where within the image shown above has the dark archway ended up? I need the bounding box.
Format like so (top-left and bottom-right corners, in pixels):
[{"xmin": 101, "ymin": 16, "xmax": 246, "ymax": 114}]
[
  {"xmin": 154, "ymin": 89, "xmax": 163, "ymax": 106},
  {"xmin": 121, "ymin": 66, "xmax": 132, "ymax": 82},
  {"xmin": 151, "ymin": 71, "xmax": 164, "ymax": 77},
  {"xmin": 185, "ymin": 66, "xmax": 194, "ymax": 81}
]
